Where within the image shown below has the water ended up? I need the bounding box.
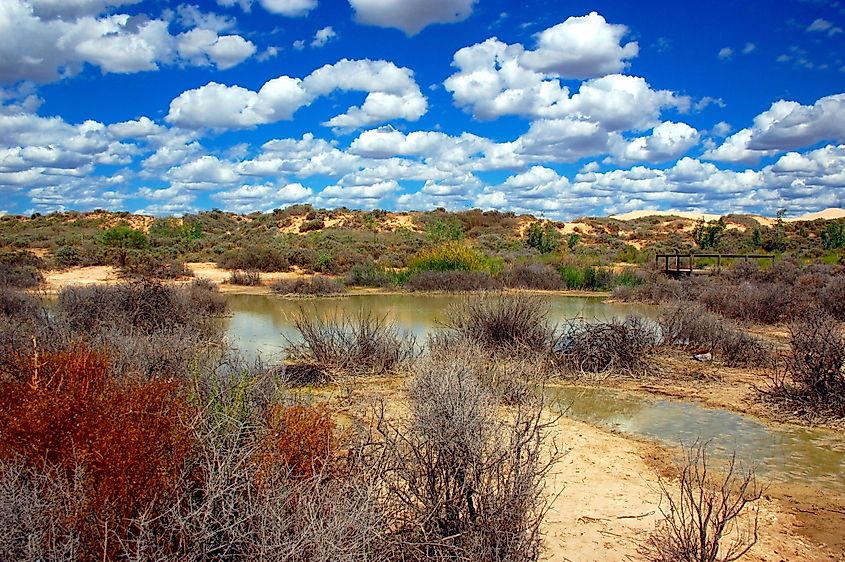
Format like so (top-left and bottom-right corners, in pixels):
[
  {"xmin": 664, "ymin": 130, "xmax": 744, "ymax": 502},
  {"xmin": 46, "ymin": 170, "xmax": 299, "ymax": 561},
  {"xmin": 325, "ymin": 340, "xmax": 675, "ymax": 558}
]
[
  {"xmin": 224, "ymin": 293, "xmax": 844, "ymax": 490},
  {"xmin": 224, "ymin": 292, "xmax": 655, "ymax": 362},
  {"xmin": 547, "ymin": 385, "xmax": 845, "ymax": 490}
]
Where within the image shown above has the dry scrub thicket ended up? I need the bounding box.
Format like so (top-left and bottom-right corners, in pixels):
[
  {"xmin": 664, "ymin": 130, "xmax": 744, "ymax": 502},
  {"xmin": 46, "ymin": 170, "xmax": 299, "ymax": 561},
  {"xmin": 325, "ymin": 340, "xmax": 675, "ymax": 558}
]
[
  {"xmin": 271, "ymin": 275, "xmax": 346, "ymax": 296},
  {"xmin": 228, "ymin": 269, "xmax": 261, "ymax": 286},
  {"xmin": 441, "ymin": 293, "xmax": 556, "ymax": 355},
  {"xmin": 556, "ymin": 316, "xmax": 658, "ymax": 377},
  {"xmin": 618, "ymin": 259, "xmax": 845, "ymax": 325},
  {"xmin": 763, "ymin": 310, "xmax": 845, "ymax": 419},
  {"xmin": 286, "ymin": 309, "xmax": 417, "ymax": 377},
  {"xmin": 658, "ymin": 303, "xmax": 772, "ymax": 367},
  {"xmin": 375, "ymin": 350, "xmax": 559, "ymax": 561},
  {"xmin": 646, "ymin": 441, "xmax": 763, "ymax": 562},
  {"xmin": 405, "ymin": 269, "xmax": 502, "ymax": 292},
  {"xmin": 0, "ymin": 345, "xmax": 193, "ymax": 560}
]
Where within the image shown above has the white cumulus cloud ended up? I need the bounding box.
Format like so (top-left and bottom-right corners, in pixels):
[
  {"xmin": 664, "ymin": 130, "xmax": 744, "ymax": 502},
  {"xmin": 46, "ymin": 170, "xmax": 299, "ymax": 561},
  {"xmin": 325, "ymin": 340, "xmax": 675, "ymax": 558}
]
[
  {"xmin": 349, "ymin": 0, "xmax": 476, "ymax": 36},
  {"xmin": 168, "ymin": 59, "xmax": 427, "ymax": 132}
]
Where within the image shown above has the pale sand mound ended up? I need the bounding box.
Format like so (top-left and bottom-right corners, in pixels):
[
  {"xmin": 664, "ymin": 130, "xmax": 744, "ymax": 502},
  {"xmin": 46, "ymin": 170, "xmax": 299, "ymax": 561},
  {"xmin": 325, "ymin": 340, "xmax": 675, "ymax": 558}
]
[
  {"xmin": 610, "ymin": 210, "xmax": 723, "ymax": 222},
  {"xmin": 786, "ymin": 208, "xmax": 845, "ymax": 222}
]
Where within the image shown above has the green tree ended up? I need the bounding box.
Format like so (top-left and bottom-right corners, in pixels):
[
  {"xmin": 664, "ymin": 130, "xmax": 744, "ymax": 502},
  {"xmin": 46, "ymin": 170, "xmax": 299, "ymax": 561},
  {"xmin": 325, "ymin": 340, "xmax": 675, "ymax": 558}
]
[
  {"xmin": 692, "ymin": 218, "xmax": 725, "ymax": 249},
  {"xmin": 526, "ymin": 221, "xmax": 561, "ymax": 254},
  {"xmin": 426, "ymin": 218, "xmax": 464, "ymax": 245},
  {"xmin": 822, "ymin": 222, "xmax": 845, "ymax": 250},
  {"xmin": 101, "ymin": 226, "xmax": 148, "ymax": 267}
]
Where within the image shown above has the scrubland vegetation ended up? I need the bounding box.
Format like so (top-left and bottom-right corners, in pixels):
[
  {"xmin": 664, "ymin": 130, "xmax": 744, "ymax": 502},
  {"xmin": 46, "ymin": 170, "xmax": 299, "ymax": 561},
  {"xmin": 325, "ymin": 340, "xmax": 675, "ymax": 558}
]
[
  {"xmin": 3, "ymin": 205, "xmax": 845, "ymax": 559},
  {"xmin": 5, "ymin": 206, "xmax": 843, "ymax": 295}
]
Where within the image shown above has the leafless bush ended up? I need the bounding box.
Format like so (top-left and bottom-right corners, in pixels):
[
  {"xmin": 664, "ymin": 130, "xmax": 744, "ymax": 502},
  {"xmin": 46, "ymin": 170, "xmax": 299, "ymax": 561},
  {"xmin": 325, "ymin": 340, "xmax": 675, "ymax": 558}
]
[
  {"xmin": 441, "ymin": 293, "xmax": 556, "ymax": 355},
  {"xmin": 0, "ymin": 281, "xmax": 228, "ymax": 382},
  {"xmin": 228, "ymin": 269, "xmax": 261, "ymax": 286},
  {"xmin": 405, "ymin": 270, "xmax": 503, "ymax": 292},
  {"xmin": 646, "ymin": 441, "xmax": 763, "ymax": 562},
  {"xmin": 0, "ymin": 461, "xmax": 81, "ymax": 561},
  {"xmin": 426, "ymin": 336, "xmax": 549, "ymax": 404},
  {"xmin": 764, "ymin": 311, "xmax": 845, "ymax": 418},
  {"xmin": 375, "ymin": 351, "xmax": 559, "ymax": 561},
  {"xmin": 286, "ymin": 309, "xmax": 417, "ymax": 377},
  {"xmin": 271, "ymin": 275, "xmax": 346, "ymax": 296},
  {"xmin": 0, "ymin": 286, "xmax": 42, "ymax": 319},
  {"xmin": 501, "ymin": 262, "xmax": 565, "ymax": 290},
  {"xmin": 117, "ymin": 412, "xmax": 385, "ymax": 562},
  {"xmin": 56, "ymin": 280, "xmax": 226, "ymax": 336},
  {"xmin": 819, "ymin": 275, "xmax": 845, "ymax": 320},
  {"xmin": 658, "ymin": 303, "xmax": 771, "ymax": 367},
  {"xmin": 556, "ymin": 316, "xmax": 658, "ymax": 376},
  {"xmin": 708, "ymin": 282, "xmax": 798, "ymax": 325}
]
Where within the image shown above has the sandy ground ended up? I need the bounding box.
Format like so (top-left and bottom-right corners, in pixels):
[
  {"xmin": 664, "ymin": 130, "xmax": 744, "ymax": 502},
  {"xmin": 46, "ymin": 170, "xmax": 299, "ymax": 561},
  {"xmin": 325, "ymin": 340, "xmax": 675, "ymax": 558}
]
[{"xmin": 340, "ymin": 378, "xmax": 834, "ymax": 562}]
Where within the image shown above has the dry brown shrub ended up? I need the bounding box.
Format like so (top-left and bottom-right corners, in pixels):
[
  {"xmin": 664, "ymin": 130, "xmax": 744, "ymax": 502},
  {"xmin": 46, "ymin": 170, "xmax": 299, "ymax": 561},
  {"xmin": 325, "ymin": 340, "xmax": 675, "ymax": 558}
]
[
  {"xmin": 0, "ymin": 345, "xmax": 193, "ymax": 560},
  {"xmin": 286, "ymin": 309, "xmax": 417, "ymax": 377},
  {"xmin": 556, "ymin": 316, "xmax": 658, "ymax": 377},
  {"xmin": 256, "ymin": 404, "xmax": 337, "ymax": 481},
  {"xmin": 374, "ymin": 350, "xmax": 560, "ymax": 561},
  {"xmin": 764, "ymin": 310, "xmax": 845, "ymax": 419},
  {"xmin": 646, "ymin": 441, "xmax": 763, "ymax": 562},
  {"xmin": 441, "ymin": 293, "xmax": 556, "ymax": 356}
]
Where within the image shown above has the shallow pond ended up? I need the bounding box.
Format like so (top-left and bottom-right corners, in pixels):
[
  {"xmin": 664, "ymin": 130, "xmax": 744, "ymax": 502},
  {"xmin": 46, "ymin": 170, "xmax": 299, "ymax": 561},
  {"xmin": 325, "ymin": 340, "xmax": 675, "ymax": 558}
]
[
  {"xmin": 224, "ymin": 293, "xmax": 844, "ymax": 491},
  {"xmin": 546, "ymin": 386, "xmax": 845, "ymax": 490},
  {"xmin": 224, "ymin": 292, "xmax": 655, "ymax": 362}
]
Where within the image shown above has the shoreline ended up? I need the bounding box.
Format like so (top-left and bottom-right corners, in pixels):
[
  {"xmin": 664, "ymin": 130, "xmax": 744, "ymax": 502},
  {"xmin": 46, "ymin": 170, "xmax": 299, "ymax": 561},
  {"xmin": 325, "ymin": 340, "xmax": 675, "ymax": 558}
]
[{"xmin": 34, "ymin": 262, "xmax": 614, "ymax": 298}]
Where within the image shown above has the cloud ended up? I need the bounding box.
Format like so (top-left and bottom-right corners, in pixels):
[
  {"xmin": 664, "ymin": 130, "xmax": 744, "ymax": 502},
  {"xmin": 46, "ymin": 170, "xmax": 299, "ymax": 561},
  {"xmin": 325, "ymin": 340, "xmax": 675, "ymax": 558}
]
[
  {"xmin": 806, "ymin": 18, "xmax": 841, "ymax": 35},
  {"xmin": 349, "ymin": 0, "xmax": 476, "ymax": 36},
  {"xmin": 311, "ymin": 25, "xmax": 336, "ymax": 48},
  {"xmin": 718, "ymin": 47, "xmax": 733, "ymax": 60},
  {"xmin": 317, "ymin": 179, "xmax": 400, "ymax": 208},
  {"xmin": 742, "ymin": 42, "xmax": 756, "ymax": 54},
  {"xmin": 0, "ymin": 0, "xmax": 255, "ymax": 83},
  {"xmin": 609, "ymin": 121, "xmax": 700, "ymax": 164},
  {"xmin": 27, "ymin": 0, "xmax": 140, "ymax": 19},
  {"xmin": 258, "ymin": 0, "xmax": 317, "ymax": 17},
  {"xmin": 175, "ymin": 4, "xmax": 236, "ymax": 33},
  {"xmin": 177, "ymin": 28, "xmax": 256, "ymax": 70},
  {"xmin": 212, "ymin": 181, "xmax": 312, "ymax": 212},
  {"xmin": 444, "ymin": 17, "xmax": 679, "ymax": 123},
  {"xmin": 704, "ymin": 93, "xmax": 845, "ymax": 162},
  {"xmin": 168, "ymin": 59, "xmax": 427, "ymax": 132},
  {"xmin": 519, "ymin": 12, "xmax": 638, "ymax": 78}
]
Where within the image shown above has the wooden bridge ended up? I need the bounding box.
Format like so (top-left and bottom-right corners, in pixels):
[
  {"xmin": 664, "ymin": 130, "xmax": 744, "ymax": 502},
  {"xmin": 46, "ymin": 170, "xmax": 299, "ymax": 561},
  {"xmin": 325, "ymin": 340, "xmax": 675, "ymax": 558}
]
[{"xmin": 655, "ymin": 253, "xmax": 776, "ymax": 278}]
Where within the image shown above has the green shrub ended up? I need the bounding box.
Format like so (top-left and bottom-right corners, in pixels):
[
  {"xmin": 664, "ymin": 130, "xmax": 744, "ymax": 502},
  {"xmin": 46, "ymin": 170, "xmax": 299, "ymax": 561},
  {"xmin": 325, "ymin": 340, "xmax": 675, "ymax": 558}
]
[
  {"xmin": 53, "ymin": 246, "xmax": 82, "ymax": 268},
  {"xmin": 344, "ymin": 262, "xmax": 392, "ymax": 287}
]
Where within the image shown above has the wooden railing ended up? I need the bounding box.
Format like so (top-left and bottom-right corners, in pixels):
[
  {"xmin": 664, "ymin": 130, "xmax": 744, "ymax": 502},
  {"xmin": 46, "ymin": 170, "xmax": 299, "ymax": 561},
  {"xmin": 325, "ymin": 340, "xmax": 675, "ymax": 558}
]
[{"xmin": 655, "ymin": 253, "xmax": 775, "ymax": 276}]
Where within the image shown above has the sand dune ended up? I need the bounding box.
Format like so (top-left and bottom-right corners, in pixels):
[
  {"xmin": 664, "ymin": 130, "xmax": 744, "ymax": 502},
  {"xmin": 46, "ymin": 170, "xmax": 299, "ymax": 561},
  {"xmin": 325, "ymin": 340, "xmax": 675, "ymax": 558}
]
[
  {"xmin": 609, "ymin": 210, "xmax": 724, "ymax": 222},
  {"xmin": 610, "ymin": 208, "xmax": 845, "ymax": 223}
]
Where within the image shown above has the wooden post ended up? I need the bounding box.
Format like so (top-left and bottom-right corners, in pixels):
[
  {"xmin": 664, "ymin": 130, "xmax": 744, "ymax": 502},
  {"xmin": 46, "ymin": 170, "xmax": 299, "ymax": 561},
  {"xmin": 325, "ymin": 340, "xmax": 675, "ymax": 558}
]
[
  {"xmin": 689, "ymin": 254, "xmax": 693, "ymax": 274},
  {"xmin": 675, "ymin": 254, "xmax": 680, "ymax": 272},
  {"xmin": 717, "ymin": 254, "xmax": 721, "ymax": 273}
]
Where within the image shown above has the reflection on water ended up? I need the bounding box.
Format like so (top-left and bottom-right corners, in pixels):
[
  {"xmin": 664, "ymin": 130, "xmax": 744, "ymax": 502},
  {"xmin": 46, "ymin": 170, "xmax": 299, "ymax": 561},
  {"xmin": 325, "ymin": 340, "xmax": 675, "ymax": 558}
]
[
  {"xmin": 224, "ymin": 293, "xmax": 655, "ymax": 362},
  {"xmin": 547, "ymin": 386, "xmax": 845, "ymax": 490}
]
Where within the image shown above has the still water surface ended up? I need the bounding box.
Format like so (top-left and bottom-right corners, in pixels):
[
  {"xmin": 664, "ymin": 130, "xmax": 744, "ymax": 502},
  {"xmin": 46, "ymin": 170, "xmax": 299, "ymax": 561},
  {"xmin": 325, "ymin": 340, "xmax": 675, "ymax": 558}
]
[{"xmin": 225, "ymin": 293, "xmax": 844, "ymax": 489}]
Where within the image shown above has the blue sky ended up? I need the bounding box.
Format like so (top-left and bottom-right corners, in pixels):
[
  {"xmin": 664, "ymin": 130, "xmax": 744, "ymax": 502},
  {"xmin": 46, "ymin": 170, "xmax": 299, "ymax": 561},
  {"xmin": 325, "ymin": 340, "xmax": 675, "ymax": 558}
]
[{"xmin": 1, "ymin": 0, "xmax": 844, "ymax": 219}]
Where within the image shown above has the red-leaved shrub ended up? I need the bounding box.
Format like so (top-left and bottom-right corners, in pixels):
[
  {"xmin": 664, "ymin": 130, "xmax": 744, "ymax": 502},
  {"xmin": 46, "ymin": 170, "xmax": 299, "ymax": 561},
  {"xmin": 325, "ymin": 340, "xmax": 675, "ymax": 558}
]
[
  {"xmin": 0, "ymin": 345, "xmax": 193, "ymax": 559},
  {"xmin": 256, "ymin": 404, "xmax": 337, "ymax": 482}
]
